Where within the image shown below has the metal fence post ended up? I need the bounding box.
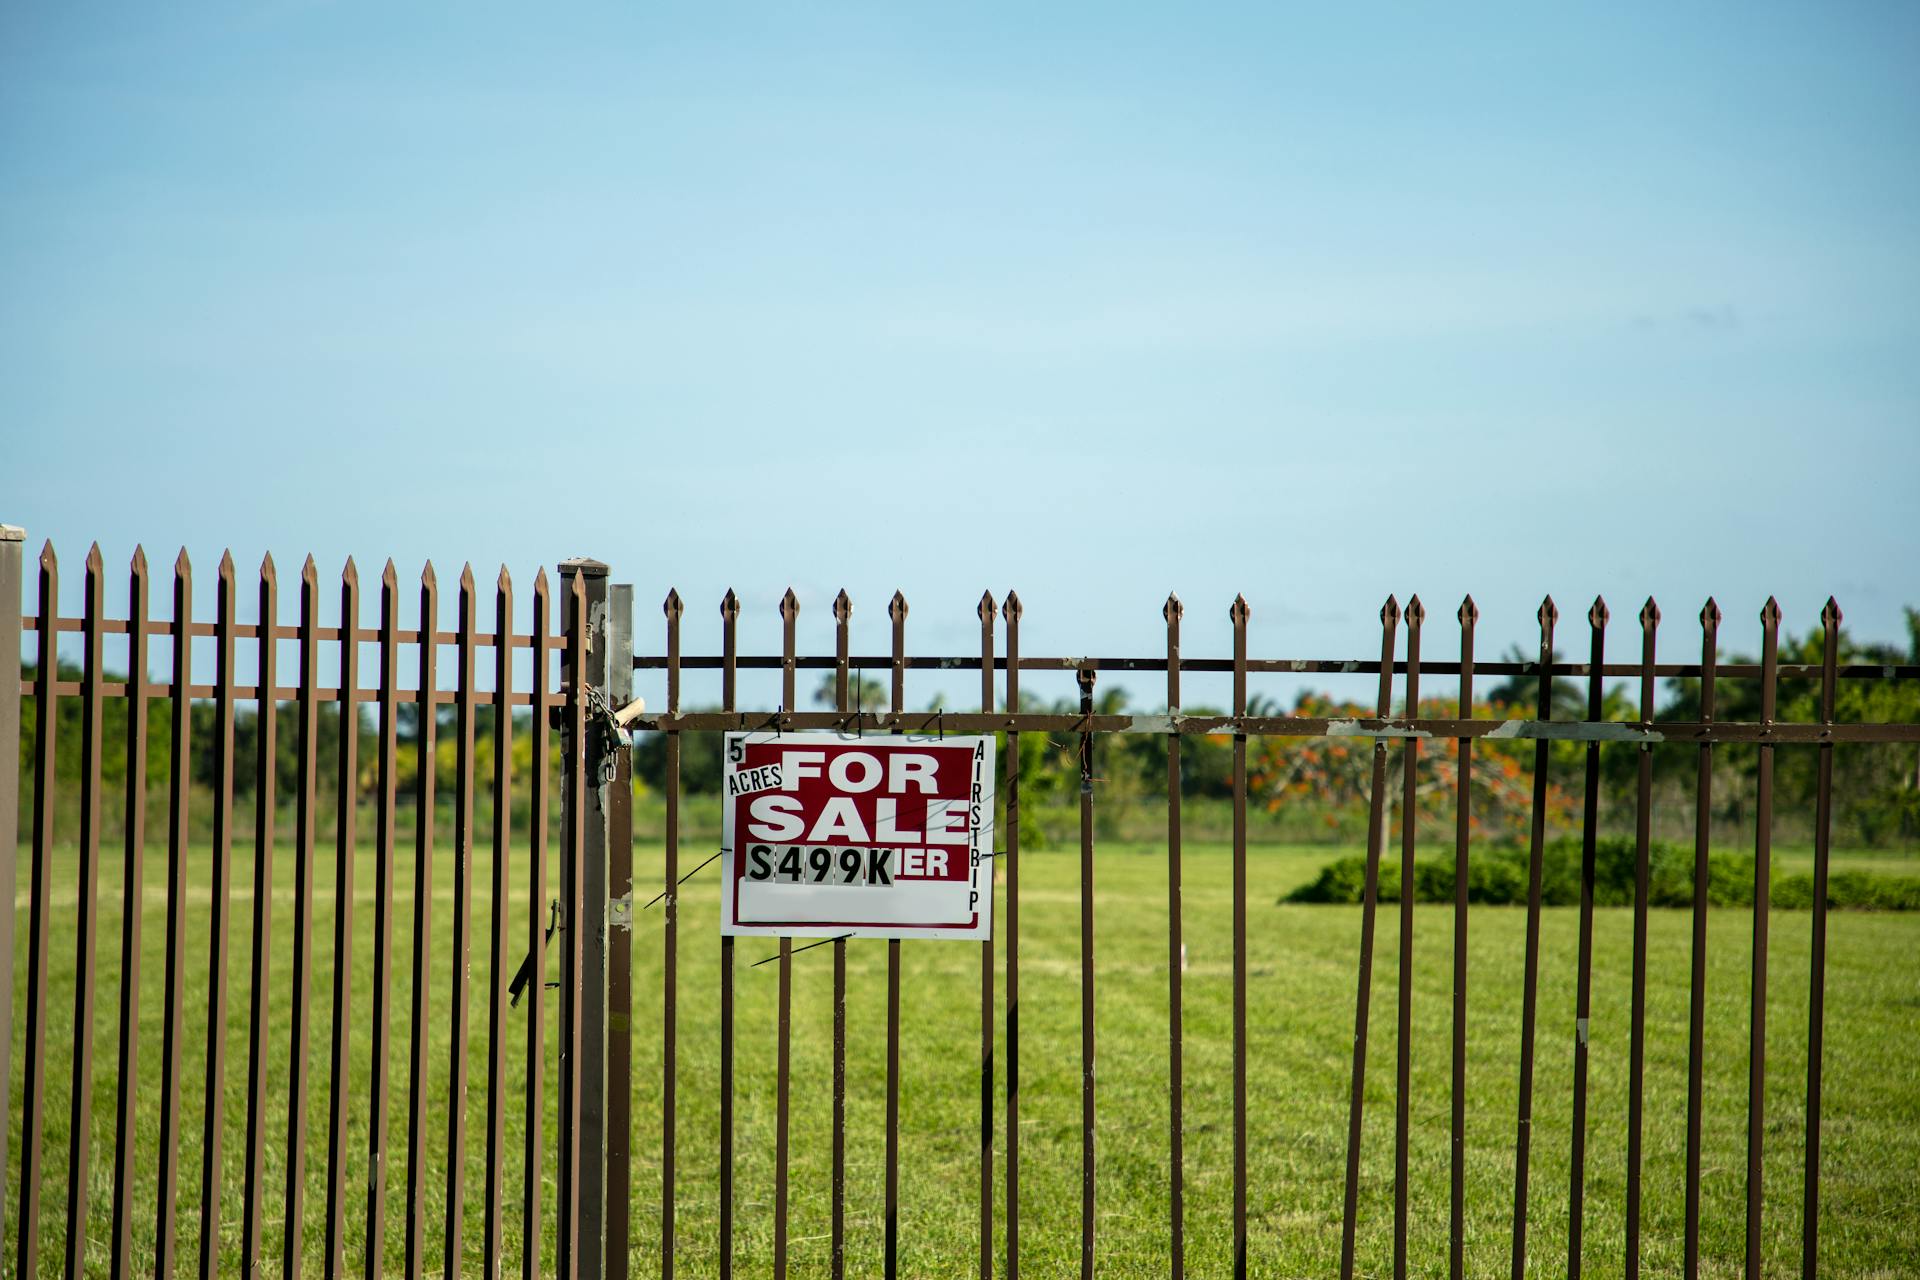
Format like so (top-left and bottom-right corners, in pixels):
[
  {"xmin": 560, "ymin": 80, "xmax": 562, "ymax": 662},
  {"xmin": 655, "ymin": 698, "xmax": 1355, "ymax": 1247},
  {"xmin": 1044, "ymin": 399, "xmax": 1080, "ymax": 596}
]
[
  {"xmin": 0, "ymin": 522, "xmax": 23, "ymax": 1253},
  {"xmin": 559, "ymin": 557, "xmax": 613, "ymax": 1280},
  {"xmin": 605, "ymin": 582, "xmax": 634, "ymax": 1280}
]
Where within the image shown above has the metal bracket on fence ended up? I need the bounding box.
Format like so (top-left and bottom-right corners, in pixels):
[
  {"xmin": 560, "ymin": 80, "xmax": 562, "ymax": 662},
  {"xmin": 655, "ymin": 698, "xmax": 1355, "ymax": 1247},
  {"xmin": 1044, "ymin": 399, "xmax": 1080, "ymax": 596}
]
[{"xmin": 508, "ymin": 899, "xmax": 563, "ymax": 1008}]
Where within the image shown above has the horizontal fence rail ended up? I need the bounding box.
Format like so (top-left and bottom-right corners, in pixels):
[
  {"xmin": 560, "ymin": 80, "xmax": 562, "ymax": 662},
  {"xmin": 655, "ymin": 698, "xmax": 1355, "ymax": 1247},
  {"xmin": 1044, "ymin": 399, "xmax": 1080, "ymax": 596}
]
[
  {"xmin": 613, "ymin": 710, "xmax": 1918, "ymax": 743},
  {"xmin": 625, "ymin": 650, "xmax": 1920, "ymax": 681}
]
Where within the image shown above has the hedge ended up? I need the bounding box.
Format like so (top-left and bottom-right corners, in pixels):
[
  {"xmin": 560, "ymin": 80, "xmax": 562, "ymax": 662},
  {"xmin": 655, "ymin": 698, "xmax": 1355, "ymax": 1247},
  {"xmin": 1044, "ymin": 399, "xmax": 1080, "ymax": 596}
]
[{"xmin": 1283, "ymin": 837, "xmax": 1920, "ymax": 911}]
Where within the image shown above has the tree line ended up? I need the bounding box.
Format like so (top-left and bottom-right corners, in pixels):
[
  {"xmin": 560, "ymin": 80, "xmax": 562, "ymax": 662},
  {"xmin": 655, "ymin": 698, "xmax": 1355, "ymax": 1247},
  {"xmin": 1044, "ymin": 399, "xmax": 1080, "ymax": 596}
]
[
  {"xmin": 18, "ymin": 607, "xmax": 1918, "ymax": 849},
  {"xmin": 632, "ymin": 607, "xmax": 1920, "ymax": 849}
]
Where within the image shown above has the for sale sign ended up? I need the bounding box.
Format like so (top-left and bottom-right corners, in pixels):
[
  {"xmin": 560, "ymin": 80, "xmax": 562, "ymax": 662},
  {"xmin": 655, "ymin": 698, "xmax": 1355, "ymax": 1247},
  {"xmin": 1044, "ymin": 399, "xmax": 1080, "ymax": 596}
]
[{"xmin": 720, "ymin": 732, "xmax": 996, "ymax": 941}]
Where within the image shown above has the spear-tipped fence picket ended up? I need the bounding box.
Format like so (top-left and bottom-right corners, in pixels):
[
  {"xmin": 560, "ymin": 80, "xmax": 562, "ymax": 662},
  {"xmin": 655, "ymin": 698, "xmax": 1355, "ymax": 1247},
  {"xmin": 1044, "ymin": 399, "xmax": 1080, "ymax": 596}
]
[{"xmin": 4, "ymin": 527, "xmax": 1919, "ymax": 1279}]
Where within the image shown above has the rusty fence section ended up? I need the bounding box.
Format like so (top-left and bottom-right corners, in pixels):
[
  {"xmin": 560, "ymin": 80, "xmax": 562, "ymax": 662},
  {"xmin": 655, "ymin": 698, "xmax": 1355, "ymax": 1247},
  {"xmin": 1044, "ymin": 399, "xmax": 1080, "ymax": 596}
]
[
  {"xmin": 9, "ymin": 528, "xmax": 1920, "ymax": 1280},
  {"xmin": 622, "ymin": 582, "xmax": 1920, "ymax": 1280},
  {"xmin": 0, "ymin": 532, "xmax": 639, "ymax": 1279}
]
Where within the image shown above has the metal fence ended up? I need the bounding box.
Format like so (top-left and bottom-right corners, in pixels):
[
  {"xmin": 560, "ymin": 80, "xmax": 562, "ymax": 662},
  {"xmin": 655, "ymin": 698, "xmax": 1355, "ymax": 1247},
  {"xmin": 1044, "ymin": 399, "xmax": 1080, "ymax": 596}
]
[
  {"xmin": 620, "ymin": 583, "xmax": 1920, "ymax": 1280},
  {"xmin": 0, "ymin": 532, "xmax": 628, "ymax": 1278},
  {"xmin": 5, "ymin": 527, "xmax": 1919, "ymax": 1278}
]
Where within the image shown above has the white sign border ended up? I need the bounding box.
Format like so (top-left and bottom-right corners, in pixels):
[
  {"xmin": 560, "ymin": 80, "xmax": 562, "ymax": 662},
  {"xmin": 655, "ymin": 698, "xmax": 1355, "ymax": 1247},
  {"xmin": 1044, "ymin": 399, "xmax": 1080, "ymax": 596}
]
[{"xmin": 719, "ymin": 730, "xmax": 997, "ymax": 941}]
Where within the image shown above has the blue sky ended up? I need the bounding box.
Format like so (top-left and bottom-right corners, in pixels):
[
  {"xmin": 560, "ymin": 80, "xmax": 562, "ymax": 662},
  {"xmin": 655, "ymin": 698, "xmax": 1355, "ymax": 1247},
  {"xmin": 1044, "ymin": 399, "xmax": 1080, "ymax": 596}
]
[{"xmin": 3, "ymin": 3, "xmax": 1916, "ymax": 708}]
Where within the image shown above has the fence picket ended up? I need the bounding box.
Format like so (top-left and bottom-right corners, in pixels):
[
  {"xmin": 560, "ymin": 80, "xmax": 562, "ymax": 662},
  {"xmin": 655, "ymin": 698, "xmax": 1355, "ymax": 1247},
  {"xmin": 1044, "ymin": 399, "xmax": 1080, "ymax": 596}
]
[
  {"xmin": 884, "ymin": 589, "xmax": 905, "ymax": 1280},
  {"xmin": 663, "ymin": 586, "xmax": 684, "ymax": 1280},
  {"xmin": 485, "ymin": 568, "xmax": 514, "ymax": 1278},
  {"xmin": 1684, "ymin": 599, "xmax": 1721, "ymax": 1280},
  {"xmin": 1567, "ymin": 597, "xmax": 1608, "ymax": 1280},
  {"xmin": 717, "ymin": 587, "xmax": 739, "ymax": 1280},
  {"xmin": 523, "ymin": 570, "xmax": 551, "ymax": 1280},
  {"xmin": 1340, "ymin": 595, "xmax": 1400, "ymax": 1280},
  {"xmin": 1164, "ymin": 593, "xmax": 1185, "ymax": 1280},
  {"xmin": 446, "ymin": 565, "xmax": 478, "ymax": 1272},
  {"xmin": 1510, "ymin": 596, "xmax": 1558, "ymax": 1280},
  {"xmin": 283, "ymin": 556, "xmax": 320, "ymax": 1275},
  {"xmin": 66, "ymin": 546, "xmax": 106, "ymax": 1280},
  {"xmin": 325, "ymin": 559, "xmax": 360, "ymax": 1277},
  {"xmin": 830, "ymin": 589, "xmax": 850, "ymax": 1280},
  {"xmin": 1394, "ymin": 596, "xmax": 1426, "ymax": 1280},
  {"xmin": 18, "ymin": 541, "xmax": 57, "ymax": 1280},
  {"xmin": 1625, "ymin": 597, "xmax": 1659, "ymax": 1278},
  {"xmin": 977, "ymin": 589, "xmax": 997, "ymax": 1280},
  {"xmin": 1746, "ymin": 599, "xmax": 1781, "ymax": 1279},
  {"xmin": 159, "ymin": 549, "xmax": 195, "ymax": 1278},
  {"xmin": 405, "ymin": 563, "xmax": 439, "ymax": 1280},
  {"xmin": 1078, "ymin": 662, "xmax": 1098, "ymax": 1280},
  {"xmin": 1229, "ymin": 595, "xmax": 1249, "ymax": 1279},
  {"xmin": 1450, "ymin": 596, "xmax": 1477, "ymax": 1280},
  {"xmin": 368, "ymin": 561, "xmax": 400, "ymax": 1278},
  {"xmin": 1803, "ymin": 597, "xmax": 1841, "ymax": 1279},
  {"xmin": 112, "ymin": 549, "xmax": 152, "ymax": 1280},
  {"xmin": 198, "ymin": 553, "xmax": 238, "ymax": 1279},
  {"xmin": 1001, "ymin": 591, "xmax": 1021, "ymax": 1280}
]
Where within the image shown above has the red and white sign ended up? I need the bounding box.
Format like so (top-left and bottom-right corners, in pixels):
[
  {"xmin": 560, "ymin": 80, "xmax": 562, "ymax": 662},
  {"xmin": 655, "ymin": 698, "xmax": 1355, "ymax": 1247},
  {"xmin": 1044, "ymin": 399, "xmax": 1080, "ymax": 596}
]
[{"xmin": 720, "ymin": 732, "xmax": 996, "ymax": 940}]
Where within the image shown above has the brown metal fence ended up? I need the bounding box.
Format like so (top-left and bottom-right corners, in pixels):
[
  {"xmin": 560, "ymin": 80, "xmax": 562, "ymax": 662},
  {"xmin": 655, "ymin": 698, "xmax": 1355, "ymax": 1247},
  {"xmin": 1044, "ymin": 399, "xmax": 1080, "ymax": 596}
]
[
  {"xmin": 0, "ymin": 533, "xmax": 625, "ymax": 1278},
  {"xmin": 6, "ymin": 526, "xmax": 1920, "ymax": 1277},
  {"xmin": 619, "ymin": 583, "xmax": 1920, "ymax": 1280}
]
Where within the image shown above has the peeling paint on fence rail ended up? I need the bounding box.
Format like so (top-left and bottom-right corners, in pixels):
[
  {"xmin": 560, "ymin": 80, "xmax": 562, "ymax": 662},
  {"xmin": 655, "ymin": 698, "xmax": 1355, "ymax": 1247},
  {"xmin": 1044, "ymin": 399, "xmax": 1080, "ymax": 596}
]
[{"xmin": 615, "ymin": 710, "xmax": 1917, "ymax": 744}]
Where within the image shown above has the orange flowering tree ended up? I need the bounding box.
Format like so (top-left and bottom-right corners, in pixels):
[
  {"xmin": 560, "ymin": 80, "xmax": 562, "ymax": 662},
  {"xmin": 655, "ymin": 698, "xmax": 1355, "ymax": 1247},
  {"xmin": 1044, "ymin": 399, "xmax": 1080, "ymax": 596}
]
[{"xmin": 1247, "ymin": 691, "xmax": 1579, "ymax": 843}]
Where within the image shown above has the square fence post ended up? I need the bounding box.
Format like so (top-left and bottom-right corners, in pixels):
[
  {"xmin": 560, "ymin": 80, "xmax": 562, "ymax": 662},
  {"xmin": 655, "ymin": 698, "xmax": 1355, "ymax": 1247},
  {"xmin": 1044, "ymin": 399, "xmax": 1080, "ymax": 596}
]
[
  {"xmin": 605, "ymin": 583, "xmax": 634, "ymax": 1280},
  {"xmin": 0, "ymin": 523, "xmax": 21, "ymax": 1253},
  {"xmin": 558, "ymin": 557, "xmax": 632, "ymax": 1280}
]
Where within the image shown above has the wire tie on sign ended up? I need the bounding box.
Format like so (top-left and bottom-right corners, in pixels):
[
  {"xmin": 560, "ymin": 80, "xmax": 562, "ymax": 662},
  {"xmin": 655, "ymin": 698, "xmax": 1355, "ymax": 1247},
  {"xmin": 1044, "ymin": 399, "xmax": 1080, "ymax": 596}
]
[
  {"xmin": 645, "ymin": 847, "xmax": 726, "ymax": 910},
  {"xmin": 752, "ymin": 933, "xmax": 853, "ymax": 968}
]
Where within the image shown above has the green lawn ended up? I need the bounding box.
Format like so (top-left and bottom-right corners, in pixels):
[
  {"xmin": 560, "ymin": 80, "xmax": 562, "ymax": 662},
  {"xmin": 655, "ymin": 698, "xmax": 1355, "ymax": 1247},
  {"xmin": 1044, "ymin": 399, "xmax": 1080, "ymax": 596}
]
[{"xmin": 8, "ymin": 829, "xmax": 1920, "ymax": 1277}]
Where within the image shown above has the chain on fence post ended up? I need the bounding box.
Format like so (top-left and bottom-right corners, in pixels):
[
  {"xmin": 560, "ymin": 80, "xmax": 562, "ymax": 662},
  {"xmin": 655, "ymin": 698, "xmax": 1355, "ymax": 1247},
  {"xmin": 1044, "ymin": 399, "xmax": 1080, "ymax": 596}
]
[{"xmin": 0, "ymin": 521, "xmax": 23, "ymax": 1253}]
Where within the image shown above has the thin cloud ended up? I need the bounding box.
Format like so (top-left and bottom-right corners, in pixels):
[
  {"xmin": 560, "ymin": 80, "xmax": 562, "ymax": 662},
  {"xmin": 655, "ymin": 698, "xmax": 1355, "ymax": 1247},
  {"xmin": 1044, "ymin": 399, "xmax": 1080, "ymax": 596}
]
[{"xmin": 1686, "ymin": 303, "xmax": 1740, "ymax": 332}]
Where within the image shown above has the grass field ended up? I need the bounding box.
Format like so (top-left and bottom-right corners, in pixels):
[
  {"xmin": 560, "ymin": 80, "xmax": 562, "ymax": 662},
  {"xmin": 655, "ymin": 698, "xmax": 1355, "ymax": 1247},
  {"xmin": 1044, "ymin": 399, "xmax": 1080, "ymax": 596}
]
[{"xmin": 7, "ymin": 828, "xmax": 1919, "ymax": 1277}]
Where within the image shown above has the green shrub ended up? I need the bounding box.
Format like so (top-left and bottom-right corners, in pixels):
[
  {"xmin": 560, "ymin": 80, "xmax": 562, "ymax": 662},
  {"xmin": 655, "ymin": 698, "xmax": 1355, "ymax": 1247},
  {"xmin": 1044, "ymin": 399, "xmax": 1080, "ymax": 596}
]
[
  {"xmin": 1820, "ymin": 870, "xmax": 1920, "ymax": 911},
  {"xmin": 1284, "ymin": 838, "xmax": 1920, "ymax": 910},
  {"xmin": 1771, "ymin": 873, "xmax": 1815, "ymax": 910}
]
